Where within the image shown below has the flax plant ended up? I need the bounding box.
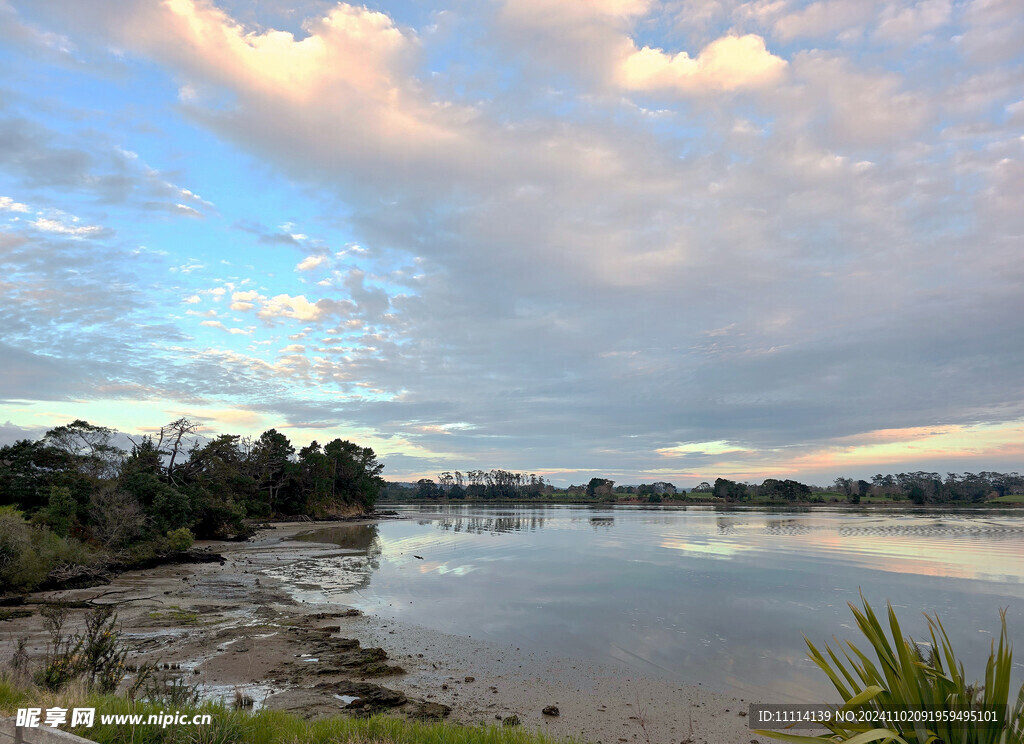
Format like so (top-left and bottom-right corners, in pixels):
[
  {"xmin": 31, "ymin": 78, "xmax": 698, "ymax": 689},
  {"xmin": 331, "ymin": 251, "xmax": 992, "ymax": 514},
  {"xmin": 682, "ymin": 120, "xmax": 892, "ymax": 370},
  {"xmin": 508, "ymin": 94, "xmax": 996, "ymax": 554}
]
[{"xmin": 758, "ymin": 596, "xmax": 1024, "ymax": 744}]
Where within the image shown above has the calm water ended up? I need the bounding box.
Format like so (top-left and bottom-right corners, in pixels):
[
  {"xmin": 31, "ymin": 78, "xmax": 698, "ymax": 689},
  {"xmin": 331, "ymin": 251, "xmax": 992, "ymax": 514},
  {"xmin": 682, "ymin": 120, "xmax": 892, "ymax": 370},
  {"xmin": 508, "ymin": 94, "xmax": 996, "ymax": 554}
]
[{"xmin": 298, "ymin": 504, "xmax": 1024, "ymax": 701}]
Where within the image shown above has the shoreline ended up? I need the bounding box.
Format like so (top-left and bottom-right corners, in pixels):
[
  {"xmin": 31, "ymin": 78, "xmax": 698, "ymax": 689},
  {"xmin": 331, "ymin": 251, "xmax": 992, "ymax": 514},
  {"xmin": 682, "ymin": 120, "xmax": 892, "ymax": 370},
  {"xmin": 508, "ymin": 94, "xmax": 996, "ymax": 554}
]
[
  {"xmin": 2, "ymin": 519, "xmax": 772, "ymax": 744},
  {"xmin": 379, "ymin": 499, "xmax": 1024, "ymax": 509}
]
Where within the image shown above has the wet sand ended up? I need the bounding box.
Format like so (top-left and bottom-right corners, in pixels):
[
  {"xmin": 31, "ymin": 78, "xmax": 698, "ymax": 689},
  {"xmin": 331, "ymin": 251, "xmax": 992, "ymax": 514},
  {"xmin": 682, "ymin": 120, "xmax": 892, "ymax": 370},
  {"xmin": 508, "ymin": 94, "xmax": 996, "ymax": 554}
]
[{"xmin": 2, "ymin": 521, "xmax": 772, "ymax": 744}]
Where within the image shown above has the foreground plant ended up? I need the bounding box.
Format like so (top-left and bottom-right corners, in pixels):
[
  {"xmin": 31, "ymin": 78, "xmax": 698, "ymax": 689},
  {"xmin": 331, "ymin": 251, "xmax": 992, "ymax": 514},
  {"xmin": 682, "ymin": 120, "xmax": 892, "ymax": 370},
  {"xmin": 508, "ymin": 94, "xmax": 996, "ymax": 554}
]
[
  {"xmin": 758, "ymin": 597, "xmax": 1024, "ymax": 744},
  {"xmin": 36, "ymin": 604, "xmax": 128, "ymax": 693}
]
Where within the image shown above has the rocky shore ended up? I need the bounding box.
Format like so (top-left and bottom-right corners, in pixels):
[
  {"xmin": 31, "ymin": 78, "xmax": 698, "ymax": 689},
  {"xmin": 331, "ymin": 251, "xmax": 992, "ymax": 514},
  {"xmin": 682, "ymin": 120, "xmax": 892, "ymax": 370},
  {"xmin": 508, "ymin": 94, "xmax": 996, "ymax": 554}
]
[{"xmin": 1, "ymin": 520, "xmax": 771, "ymax": 744}]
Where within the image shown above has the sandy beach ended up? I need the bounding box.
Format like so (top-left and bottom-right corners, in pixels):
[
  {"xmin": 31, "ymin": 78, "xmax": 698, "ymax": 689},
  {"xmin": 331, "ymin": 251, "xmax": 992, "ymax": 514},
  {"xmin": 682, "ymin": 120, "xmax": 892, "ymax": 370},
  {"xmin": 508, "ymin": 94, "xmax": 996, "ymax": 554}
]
[{"xmin": 2, "ymin": 519, "xmax": 772, "ymax": 744}]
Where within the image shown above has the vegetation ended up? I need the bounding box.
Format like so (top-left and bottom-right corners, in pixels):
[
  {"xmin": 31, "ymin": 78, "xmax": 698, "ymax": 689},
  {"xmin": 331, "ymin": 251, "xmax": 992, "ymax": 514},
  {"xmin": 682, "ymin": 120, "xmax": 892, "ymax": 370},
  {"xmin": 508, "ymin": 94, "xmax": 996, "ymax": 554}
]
[
  {"xmin": 0, "ymin": 680, "xmax": 575, "ymax": 744},
  {"xmin": 35, "ymin": 603, "xmax": 128, "ymax": 693},
  {"xmin": 1, "ymin": 602, "xmax": 570, "ymax": 744},
  {"xmin": 386, "ymin": 470, "xmax": 1024, "ymax": 506},
  {"xmin": 406, "ymin": 470, "xmax": 554, "ymax": 501},
  {"xmin": 0, "ymin": 506, "xmax": 99, "ymax": 592},
  {"xmin": 0, "ymin": 418, "xmax": 385, "ymax": 594},
  {"xmin": 758, "ymin": 597, "xmax": 1024, "ymax": 744}
]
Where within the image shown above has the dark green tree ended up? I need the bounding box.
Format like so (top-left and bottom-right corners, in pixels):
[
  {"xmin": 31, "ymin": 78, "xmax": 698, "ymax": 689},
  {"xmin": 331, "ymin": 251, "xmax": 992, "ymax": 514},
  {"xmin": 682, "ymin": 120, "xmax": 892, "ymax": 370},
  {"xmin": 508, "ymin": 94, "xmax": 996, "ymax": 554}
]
[
  {"xmin": 249, "ymin": 429, "xmax": 296, "ymax": 515},
  {"xmin": 713, "ymin": 478, "xmax": 748, "ymax": 501},
  {"xmin": 416, "ymin": 478, "xmax": 439, "ymax": 499},
  {"xmin": 586, "ymin": 478, "xmax": 615, "ymax": 500}
]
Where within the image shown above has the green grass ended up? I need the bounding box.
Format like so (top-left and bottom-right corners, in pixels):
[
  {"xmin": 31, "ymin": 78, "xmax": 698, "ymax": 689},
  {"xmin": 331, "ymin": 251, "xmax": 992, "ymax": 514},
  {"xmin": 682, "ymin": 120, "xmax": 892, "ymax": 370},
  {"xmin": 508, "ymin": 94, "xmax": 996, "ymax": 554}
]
[
  {"xmin": 0, "ymin": 609, "xmax": 32, "ymax": 622},
  {"xmin": 146, "ymin": 607, "xmax": 201, "ymax": 626},
  {"xmin": 989, "ymin": 494, "xmax": 1024, "ymax": 504},
  {"xmin": 0, "ymin": 678, "xmax": 580, "ymax": 744}
]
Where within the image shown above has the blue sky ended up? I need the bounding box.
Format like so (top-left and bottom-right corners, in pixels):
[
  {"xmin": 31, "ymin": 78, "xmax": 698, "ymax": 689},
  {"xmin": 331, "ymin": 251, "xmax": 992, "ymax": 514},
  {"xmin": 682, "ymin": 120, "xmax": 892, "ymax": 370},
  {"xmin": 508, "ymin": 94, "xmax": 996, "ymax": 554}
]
[{"xmin": 1, "ymin": 0, "xmax": 1022, "ymax": 486}]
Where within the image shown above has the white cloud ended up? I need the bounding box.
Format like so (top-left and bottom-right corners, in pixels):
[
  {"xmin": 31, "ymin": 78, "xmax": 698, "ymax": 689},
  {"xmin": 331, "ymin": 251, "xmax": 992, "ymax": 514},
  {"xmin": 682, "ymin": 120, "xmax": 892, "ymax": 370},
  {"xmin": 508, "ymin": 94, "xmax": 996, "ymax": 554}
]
[
  {"xmin": 296, "ymin": 254, "xmax": 327, "ymax": 271},
  {"xmin": 258, "ymin": 294, "xmax": 323, "ymax": 322},
  {"xmin": 31, "ymin": 215, "xmax": 103, "ymax": 237},
  {"xmin": 616, "ymin": 34, "xmax": 787, "ymax": 93},
  {"xmin": 200, "ymin": 319, "xmax": 252, "ymax": 335},
  {"xmin": 173, "ymin": 203, "xmax": 202, "ymax": 217},
  {"xmin": 0, "ymin": 196, "xmax": 30, "ymax": 213},
  {"xmin": 229, "ymin": 289, "xmax": 260, "ymax": 311}
]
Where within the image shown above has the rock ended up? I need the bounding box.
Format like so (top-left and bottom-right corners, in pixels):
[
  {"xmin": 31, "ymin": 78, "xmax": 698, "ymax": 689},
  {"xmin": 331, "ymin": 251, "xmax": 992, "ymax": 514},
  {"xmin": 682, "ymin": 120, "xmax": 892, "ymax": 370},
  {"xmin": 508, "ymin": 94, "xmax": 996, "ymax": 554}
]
[
  {"xmin": 411, "ymin": 701, "xmax": 451, "ymax": 720},
  {"xmin": 320, "ymin": 681, "xmax": 407, "ymax": 713},
  {"xmin": 464, "ymin": 676, "xmax": 475, "ymax": 682},
  {"xmin": 542, "ymin": 705, "xmax": 560, "ymax": 716},
  {"xmin": 503, "ymin": 715, "xmax": 521, "ymax": 727}
]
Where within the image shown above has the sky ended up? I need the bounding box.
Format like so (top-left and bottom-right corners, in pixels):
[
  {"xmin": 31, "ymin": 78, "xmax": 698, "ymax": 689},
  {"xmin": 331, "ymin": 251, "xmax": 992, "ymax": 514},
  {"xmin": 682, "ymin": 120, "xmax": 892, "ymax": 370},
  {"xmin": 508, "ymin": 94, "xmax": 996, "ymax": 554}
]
[{"xmin": 0, "ymin": 0, "xmax": 1022, "ymax": 487}]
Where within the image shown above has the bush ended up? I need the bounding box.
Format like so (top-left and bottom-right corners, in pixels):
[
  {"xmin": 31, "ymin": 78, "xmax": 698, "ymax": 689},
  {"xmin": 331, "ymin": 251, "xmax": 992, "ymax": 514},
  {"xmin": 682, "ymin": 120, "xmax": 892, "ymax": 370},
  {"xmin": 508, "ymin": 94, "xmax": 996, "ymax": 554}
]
[
  {"xmin": 0, "ymin": 507, "xmax": 42, "ymax": 591},
  {"xmin": 0, "ymin": 507, "xmax": 100, "ymax": 593},
  {"xmin": 165, "ymin": 528, "xmax": 194, "ymax": 552},
  {"xmin": 758, "ymin": 596, "xmax": 1024, "ymax": 743},
  {"xmin": 35, "ymin": 604, "xmax": 128, "ymax": 693}
]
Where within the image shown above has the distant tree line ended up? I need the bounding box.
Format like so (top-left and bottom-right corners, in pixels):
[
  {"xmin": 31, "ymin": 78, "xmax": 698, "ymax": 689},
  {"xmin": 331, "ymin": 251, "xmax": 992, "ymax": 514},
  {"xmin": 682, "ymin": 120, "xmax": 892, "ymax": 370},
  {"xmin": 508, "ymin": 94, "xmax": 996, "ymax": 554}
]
[
  {"xmin": 0, "ymin": 418, "xmax": 385, "ymax": 591},
  {"xmin": 408, "ymin": 469, "xmax": 552, "ymax": 500},
  {"xmin": 833, "ymin": 471, "xmax": 1024, "ymax": 504},
  {"xmin": 383, "ymin": 469, "xmax": 1024, "ymax": 506},
  {"xmin": 710, "ymin": 471, "xmax": 1023, "ymax": 504}
]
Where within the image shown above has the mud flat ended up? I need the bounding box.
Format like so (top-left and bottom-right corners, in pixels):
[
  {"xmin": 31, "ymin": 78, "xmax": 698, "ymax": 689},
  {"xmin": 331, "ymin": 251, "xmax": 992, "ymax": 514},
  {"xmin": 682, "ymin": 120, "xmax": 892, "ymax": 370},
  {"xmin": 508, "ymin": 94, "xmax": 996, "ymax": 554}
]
[{"xmin": 1, "ymin": 521, "xmax": 772, "ymax": 744}]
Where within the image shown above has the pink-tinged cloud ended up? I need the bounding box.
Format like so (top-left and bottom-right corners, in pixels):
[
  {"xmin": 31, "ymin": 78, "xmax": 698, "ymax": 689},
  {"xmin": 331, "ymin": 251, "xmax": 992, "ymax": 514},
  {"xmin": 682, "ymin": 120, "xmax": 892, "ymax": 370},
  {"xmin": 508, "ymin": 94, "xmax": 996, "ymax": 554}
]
[{"xmin": 617, "ymin": 35, "xmax": 788, "ymax": 93}]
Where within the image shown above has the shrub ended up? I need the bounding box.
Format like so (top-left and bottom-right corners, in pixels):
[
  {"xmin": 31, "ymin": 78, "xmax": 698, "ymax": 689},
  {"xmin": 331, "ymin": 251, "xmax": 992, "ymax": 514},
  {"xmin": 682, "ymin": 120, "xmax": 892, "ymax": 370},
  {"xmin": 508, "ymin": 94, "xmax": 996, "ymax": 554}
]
[
  {"xmin": 1, "ymin": 507, "xmax": 100, "ymax": 593},
  {"xmin": 165, "ymin": 528, "xmax": 194, "ymax": 552},
  {"xmin": 36, "ymin": 604, "xmax": 128, "ymax": 693},
  {"xmin": 758, "ymin": 596, "xmax": 1024, "ymax": 743},
  {"xmin": 0, "ymin": 507, "xmax": 43, "ymax": 591}
]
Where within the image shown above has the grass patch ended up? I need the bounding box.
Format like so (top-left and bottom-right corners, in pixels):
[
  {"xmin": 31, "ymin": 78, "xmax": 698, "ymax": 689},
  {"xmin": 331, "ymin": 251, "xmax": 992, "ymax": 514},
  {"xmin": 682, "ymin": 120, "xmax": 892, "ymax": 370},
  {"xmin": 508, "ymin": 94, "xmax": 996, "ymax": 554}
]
[
  {"xmin": 0, "ymin": 678, "xmax": 578, "ymax": 744},
  {"xmin": 146, "ymin": 607, "xmax": 201, "ymax": 626},
  {"xmin": 989, "ymin": 493, "xmax": 1024, "ymax": 504},
  {"xmin": 0, "ymin": 609, "xmax": 32, "ymax": 622}
]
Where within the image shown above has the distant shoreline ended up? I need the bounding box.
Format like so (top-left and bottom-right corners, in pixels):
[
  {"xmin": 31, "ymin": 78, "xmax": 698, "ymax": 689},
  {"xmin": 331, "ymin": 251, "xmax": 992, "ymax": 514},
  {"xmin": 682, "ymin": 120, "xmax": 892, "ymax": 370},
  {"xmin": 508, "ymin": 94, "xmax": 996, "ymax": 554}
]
[{"xmin": 377, "ymin": 498, "xmax": 1024, "ymax": 508}]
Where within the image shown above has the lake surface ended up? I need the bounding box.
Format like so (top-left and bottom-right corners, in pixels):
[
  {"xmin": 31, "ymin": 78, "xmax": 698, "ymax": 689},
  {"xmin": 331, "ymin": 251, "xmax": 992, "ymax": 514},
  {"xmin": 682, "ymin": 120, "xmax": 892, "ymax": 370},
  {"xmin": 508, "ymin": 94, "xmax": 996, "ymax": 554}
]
[{"xmin": 297, "ymin": 504, "xmax": 1024, "ymax": 702}]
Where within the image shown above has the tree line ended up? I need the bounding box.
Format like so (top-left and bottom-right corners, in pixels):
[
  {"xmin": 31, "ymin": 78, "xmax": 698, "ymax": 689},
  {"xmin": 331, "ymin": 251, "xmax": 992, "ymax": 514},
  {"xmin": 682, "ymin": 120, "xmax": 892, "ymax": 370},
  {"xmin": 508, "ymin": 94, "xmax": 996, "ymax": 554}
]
[
  {"xmin": 406, "ymin": 469, "xmax": 552, "ymax": 500},
  {"xmin": 386, "ymin": 470, "xmax": 1024, "ymax": 505}
]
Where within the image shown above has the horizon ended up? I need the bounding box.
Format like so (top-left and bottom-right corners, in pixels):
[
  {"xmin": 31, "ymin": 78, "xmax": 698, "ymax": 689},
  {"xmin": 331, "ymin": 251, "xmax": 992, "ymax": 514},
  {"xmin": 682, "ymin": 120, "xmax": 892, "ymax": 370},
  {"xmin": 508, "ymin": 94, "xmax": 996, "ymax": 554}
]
[{"xmin": 1, "ymin": 0, "xmax": 1022, "ymax": 487}]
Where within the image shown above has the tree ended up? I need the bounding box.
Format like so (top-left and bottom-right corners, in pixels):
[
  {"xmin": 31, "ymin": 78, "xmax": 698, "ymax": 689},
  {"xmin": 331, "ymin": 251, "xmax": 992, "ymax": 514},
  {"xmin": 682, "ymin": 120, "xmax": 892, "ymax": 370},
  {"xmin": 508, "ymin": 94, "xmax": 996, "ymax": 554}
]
[
  {"xmin": 834, "ymin": 477, "xmax": 854, "ymax": 500},
  {"xmin": 586, "ymin": 478, "xmax": 615, "ymax": 500},
  {"xmin": 0, "ymin": 439, "xmax": 57, "ymax": 512},
  {"xmin": 416, "ymin": 478, "xmax": 439, "ymax": 499},
  {"xmin": 43, "ymin": 420, "xmax": 124, "ymax": 480},
  {"xmin": 760, "ymin": 478, "xmax": 812, "ymax": 501},
  {"xmin": 88, "ymin": 486, "xmax": 145, "ymax": 549},
  {"xmin": 155, "ymin": 418, "xmax": 201, "ymax": 485},
  {"xmin": 322, "ymin": 439, "xmax": 384, "ymax": 509},
  {"xmin": 43, "ymin": 485, "xmax": 77, "ymax": 538},
  {"xmin": 713, "ymin": 478, "xmax": 748, "ymax": 502},
  {"xmin": 179, "ymin": 435, "xmax": 251, "ymax": 537},
  {"xmin": 249, "ymin": 429, "xmax": 295, "ymax": 514}
]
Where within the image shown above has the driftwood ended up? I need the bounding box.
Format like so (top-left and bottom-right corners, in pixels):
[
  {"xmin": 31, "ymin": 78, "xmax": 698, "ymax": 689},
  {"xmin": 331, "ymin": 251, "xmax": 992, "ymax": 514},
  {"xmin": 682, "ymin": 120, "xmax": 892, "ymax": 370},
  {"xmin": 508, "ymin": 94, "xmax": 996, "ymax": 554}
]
[
  {"xmin": 35, "ymin": 563, "xmax": 112, "ymax": 592},
  {"xmin": 23, "ymin": 550, "xmax": 226, "ymax": 595},
  {"xmin": 77, "ymin": 589, "xmax": 165, "ymax": 608}
]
